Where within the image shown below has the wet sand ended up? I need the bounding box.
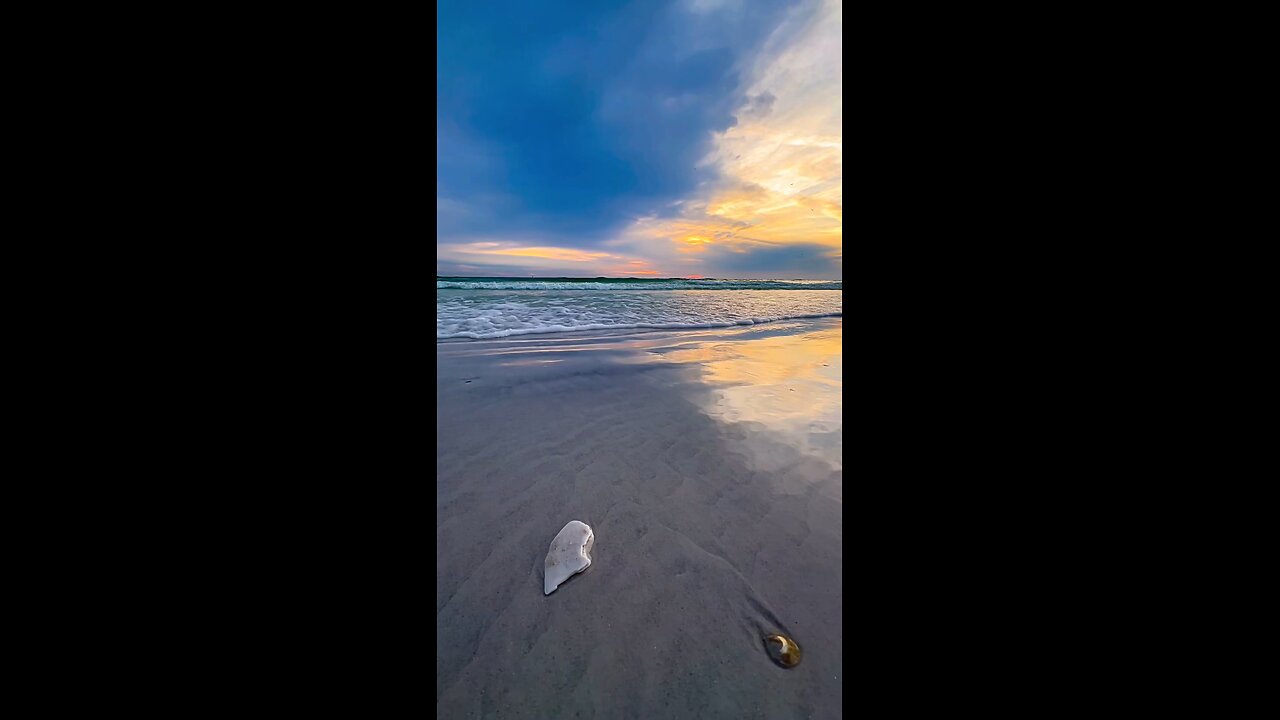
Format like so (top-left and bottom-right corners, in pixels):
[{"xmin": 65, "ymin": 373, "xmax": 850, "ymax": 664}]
[{"xmin": 437, "ymin": 319, "xmax": 842, "ymax": 719}]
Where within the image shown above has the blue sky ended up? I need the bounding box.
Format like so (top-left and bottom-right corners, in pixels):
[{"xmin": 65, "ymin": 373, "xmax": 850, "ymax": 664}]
[{"xmin": 438, "ymin": 0, "xmax": 841, "ymax": 279}]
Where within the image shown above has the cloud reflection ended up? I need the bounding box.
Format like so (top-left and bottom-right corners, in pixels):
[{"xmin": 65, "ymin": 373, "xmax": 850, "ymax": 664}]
[{"xmin": 654, "ymin": 322, "xmax": 842, "ymax": 477}]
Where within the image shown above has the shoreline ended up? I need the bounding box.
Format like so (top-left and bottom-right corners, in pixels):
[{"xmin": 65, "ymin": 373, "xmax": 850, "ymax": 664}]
[
  {"xmin": 437, "ymin": 318, "xmax": 842, "ymax": 718},
  {"xmin": 436, "ymin": 311, "xmax": 843, "ymax": 342}
]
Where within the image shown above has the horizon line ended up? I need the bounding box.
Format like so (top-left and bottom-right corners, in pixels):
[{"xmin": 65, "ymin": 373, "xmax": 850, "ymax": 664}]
[{"xmin": 436, "ymin": 275, "xmax": 841, "ymax": 280}]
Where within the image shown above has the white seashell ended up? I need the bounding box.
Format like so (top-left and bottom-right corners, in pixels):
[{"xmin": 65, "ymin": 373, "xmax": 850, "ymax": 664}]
[{"xmin": 544, "ymin": 521, "xmax": 594, "ymax": 595}]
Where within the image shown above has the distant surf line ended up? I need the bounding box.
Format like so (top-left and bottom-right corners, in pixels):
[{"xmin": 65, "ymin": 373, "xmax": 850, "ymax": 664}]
[{"xmin": 437, "ymin": 278, "xmax": 842, "ymax": 291}]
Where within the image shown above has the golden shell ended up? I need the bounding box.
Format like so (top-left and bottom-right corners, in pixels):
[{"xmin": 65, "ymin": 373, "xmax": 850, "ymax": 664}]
[{"xmin": 764, "ymin": 634, "xmax": 801, "ymax": 668}]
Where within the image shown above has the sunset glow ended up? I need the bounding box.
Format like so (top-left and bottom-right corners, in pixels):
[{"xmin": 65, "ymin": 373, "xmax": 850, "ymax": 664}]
[{"xmin": 437, "ymin": 0, "xmax": 841, "ymax": 278}]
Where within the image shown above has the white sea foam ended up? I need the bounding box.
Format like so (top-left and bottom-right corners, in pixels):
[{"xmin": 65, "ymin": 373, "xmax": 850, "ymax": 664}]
[
  {"xmin": 436, "ymin": 288, "xmax": 843, "ymax": 339},
  {"xmin": 437, "ymin": 313, "xmax": 843, "ymax": 339}
]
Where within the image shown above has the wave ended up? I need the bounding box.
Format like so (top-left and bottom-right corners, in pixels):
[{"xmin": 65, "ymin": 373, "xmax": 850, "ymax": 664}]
[
  {"xmin": 436, "ymin": 278, "xmax": 841, "ymax": 291},
  {"xmin": 437, "ymin": 312, "xmax": 843, "ymax": 340}
]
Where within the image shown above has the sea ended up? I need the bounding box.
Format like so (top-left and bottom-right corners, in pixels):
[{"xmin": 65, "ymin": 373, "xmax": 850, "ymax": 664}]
[{"xmin": 437, "ymin": 277, "xmax": 843, "ymax": 339}]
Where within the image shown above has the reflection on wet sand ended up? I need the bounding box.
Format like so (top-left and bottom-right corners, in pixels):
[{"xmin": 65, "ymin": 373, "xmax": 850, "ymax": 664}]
[
  {"xmin": 440, "ymin": 319, "xmax": 842, "ymax": 484},
  {"xmin": 645, "ymin": 322, "xmax": 842, "ymax": 479},
  {"xmin": 435, "ymin": 319, "xmax": 842, "ymax": 718}
]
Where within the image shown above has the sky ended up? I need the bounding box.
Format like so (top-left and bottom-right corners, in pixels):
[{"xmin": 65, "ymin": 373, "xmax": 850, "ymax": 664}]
[{"xmin": 437, "ymin": 0, "xmax": 841, "ymax": 279}]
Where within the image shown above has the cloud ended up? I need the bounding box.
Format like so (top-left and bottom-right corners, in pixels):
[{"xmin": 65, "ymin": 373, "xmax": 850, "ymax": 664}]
[
  {"xmin": 738, "ymin": 91, "xmax": 777, "ymax": 120},
  {"xmin": 437, "ymin": 240, "xmax": 666, "ymax": 277},
  {"xmin": 702, "ymin": 242, "xmax": 841, "ymax": 277},
  {"xmin": 436, "ymin": 0, "xmax": 840, "ymax": 278},
  {"xmin": 603, "ymin": 0, "xmax": 842, "ymax": 278},
  {"xmin": 436, "ymin": 0, "xmax": 798, "ymax": 244}
]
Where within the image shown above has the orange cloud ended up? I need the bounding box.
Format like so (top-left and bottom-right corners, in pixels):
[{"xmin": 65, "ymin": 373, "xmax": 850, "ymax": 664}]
[
  {"xmin": 469, "ymin": 245, "xmax": 620, "ymax": 262},
  {"xmin": 678, "ymin": 235, "xmax": 715, "ymax": 253},
  {"xmin": 610, "ymin": 259, "xmax": 662, "ymax": 275},
  {"xmin": 608, "ymin": 0, "xmax": 841, "ymax": 271},
  {"xmin": 439, "ymin": 241, "xmax": 666, "ymax": 276}
]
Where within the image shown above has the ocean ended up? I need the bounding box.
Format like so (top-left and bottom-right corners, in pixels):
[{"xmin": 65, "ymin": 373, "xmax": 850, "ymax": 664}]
[{"xmin": 436, "ymin": 277, "xmax": 843, "ymax": 339}]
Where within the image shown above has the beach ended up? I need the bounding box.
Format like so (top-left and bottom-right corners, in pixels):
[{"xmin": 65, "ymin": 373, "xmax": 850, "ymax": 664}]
[{"xmin": 437, "ymin": 317, "xmax": 842, "ymax": 718}]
